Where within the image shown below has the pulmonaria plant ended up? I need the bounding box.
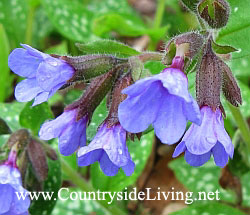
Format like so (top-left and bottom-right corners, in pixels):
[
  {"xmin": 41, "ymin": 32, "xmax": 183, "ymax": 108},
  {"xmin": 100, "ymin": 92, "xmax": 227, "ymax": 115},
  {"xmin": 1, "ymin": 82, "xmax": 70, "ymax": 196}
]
[
  {"xmin": 0, "ymin": 150, "xmax": 30, "ymax": 215},
  {"xmin": 8, "ymin": 44, "xmax": 75, "ymax": 106},
  {"xmin": 118, "ymin": 56, "xmax": 201, "ymax": 144},
  {"xmin": 173, "ymin": 106, "xmax": 234, "ymax": 167}
]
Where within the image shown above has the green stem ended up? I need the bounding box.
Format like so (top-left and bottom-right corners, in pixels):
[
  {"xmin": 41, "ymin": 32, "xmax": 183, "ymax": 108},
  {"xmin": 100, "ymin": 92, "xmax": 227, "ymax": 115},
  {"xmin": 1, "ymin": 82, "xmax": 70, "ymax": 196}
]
[
  {"xmin": 154, "ymin": 0, "xmax": 166, "ymax": 29},
  {"xmin": 25, "ymin": 5, "xmax": 36, "ymax": 44},
  {"xmin": 148, "ymin": 0, "xmax": 165, "ymax": 50},
  {"xmin": 60, "ymin": 159, "xmax": 127, "ymax": 215},
  {"xmin": 227, "ymin": 103, "xmax": 250, "ymax": 153}
]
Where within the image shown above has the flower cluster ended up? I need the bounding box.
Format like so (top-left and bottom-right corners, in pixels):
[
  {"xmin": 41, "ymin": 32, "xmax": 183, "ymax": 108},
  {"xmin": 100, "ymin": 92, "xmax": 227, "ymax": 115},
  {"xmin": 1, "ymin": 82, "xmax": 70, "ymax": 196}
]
[{"xmin": 7, "ymin": 38, "xmax": 240, "ymax": 180}]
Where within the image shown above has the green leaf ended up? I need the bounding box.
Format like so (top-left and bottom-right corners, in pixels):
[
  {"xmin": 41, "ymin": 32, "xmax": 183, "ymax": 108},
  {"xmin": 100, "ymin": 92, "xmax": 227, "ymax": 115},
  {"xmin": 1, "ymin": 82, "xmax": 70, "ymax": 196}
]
[
  {"xmin": 0, "ymin": 0, "xmax": 28, "ymax": 44},
  {"xmin": 216, "ymin": 0, "xmax": 250, "ymax": 77},
  {"xmin": 41, "ymin": 0, "xmax": 95, "ymax": 42},
  {"xmin": 170, "ymin": 202, "xmax": 246, "ymax": 215},
  {"xmin": 169, "ymin": 157, "xmax": 235, "ymax": 203},
  {"xmin": 90, "ymin": 131, "xmax": 154, "ymax": 192},
  {"xmin": 19, "ymin": 102, "xmax": 53, "ymax": 135},
  {"xmin": 29, "ymin": 158, "xmax": 62, "ymax": 215},
  {"xmin": 93, "ymin": 13, "xmax": 168, "ymax": 41},
  {"xmin": 88, "ymin": 0, "xmax": 134, "ymax": 16},
  {"xmin": 144, "ymin": 61, "xmax": 165, "ymax": 75},
  {"xmin": 45, "ymin": 40, "xmax": 68, "ymax": 55},
  {"xmin": 32, "ymin": 7, "xmax": 54, "ymax": 48},
  {"xmin": 212, "ymin": 41, "xmax": 238, "ymax": 54},
  {"xmin": 52, "ymin": 188, "xmax": 110, "ymax": 215},
  {"xmin": 0, "ymin": 102, "xmax": 25, "ymax": 131},
  {"xmin": 180, "ymin": 0, "xmax": 200, "ymax": 12},
  {"xmin": 0, "ymin": 24, "xmax": 11, "ymax": 102},
  {"xmin": 0, "ymin": 118, "xmax": 12, "ymax": 135},
  {"xmin": 76, "ymin": 39, "xmax": 140, "ymax": 58},
  {"xmin": 87, "ymin": 99, "xmax": 108, "ymax": 142}
]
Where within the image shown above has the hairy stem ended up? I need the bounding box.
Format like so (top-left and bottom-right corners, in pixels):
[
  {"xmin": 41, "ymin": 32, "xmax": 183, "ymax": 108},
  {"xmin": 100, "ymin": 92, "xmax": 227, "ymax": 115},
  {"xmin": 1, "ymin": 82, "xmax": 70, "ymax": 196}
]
[{"xmin": 61, "ymin": 159, "xmax": 127, "ymax": 215}]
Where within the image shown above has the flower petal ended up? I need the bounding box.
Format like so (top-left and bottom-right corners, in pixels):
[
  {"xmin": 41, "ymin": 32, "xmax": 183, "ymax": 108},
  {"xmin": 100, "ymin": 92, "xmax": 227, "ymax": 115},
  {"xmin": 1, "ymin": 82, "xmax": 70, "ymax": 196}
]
[
  {"xmin": 122, "ymin": 160, "xmax": 135, "ymax": 176},
  {"xmin": 39, "ymin": 110, "xmax": 76, "ymax": 140},
  {"xmin": 99, "ymin": 153, "xmax": 120, "ymax": 176},
  {"xmin": 36, "ymin": 58, "xmax": 74, "ymax": 91},
  {"xmin": 59, "ymin": 117, "xmax": 87, "ymax": 156},
  {"xmin": 118, "ymin": 81, "xmax": 163, "ymax": 133},
  {"xmin": 159, "ymin": 68, "xmax": 191, "ymax": 102},
  {"xmin": 15, "ymin": 78, "xmax": 43, "ymax": 102},
  {"xmin": 214, "ymin": 109, "xmax": 234, "ymax": 158},
  {"xmin": 32, "ymin": 91, "xmax": 50, "ymax": 106},
  {"xmin": 8, "ymin": 48, "xmax": 42, "ymax": 78},
  {"xmin": 212, "ymin": 142, "xmax": 229, "ymax": 167},
  {"xmin": 185, "ymin": 150, "xmax": 211, "ymax": 167},
  {"xmin": 103, "ymin": 125, "xmax": 130, "ymax": 166},
  {"xmin": 122, "ymin": 77, "xmax": 156, "ymax": 97},
  {"xmin": 21, "ymin": 44, "xmax": 46, "ymax": 58},
  {"xmin": 78, "ymin": 149, "xmax": 103, "ymax": 166},
  {"xmin": 153, "ymin": 94, "xmax": 187, "ymax": 144},
  {"xmin": 183, "ymin": 96, "xmax": 201, "ymax": 125},
  {"xmin": 173, "ymin": 141, "xmax": 186, "ymax": 157},
  {"xmin": 185, "ymin": 107, "xmax": 217, "ymax": 154},
  {"xmin": 12, "ymin": 190, "xmax": 30, "ymax": 214},
  {"xmin": 0, "ymin": 184, "xmax": 13, "ymax": 213}
]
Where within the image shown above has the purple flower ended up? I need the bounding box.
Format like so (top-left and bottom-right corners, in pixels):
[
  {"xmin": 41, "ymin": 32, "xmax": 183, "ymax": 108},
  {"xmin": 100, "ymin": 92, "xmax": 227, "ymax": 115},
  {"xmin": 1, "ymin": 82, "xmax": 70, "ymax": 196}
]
[
  {"xmin": 8, "ymin": 44, "xmax": 74, "ymax": 106},
  {"xmin": 173, "ymin": 106, "xmax": 234, "ymax": 167},
  {"xmin": 0, "ymin": 152, "xmax": 30, "ymax": 215},
  {"xmin": 118, "ymin": 57, "xmax": 201, "ymax": 144},
  {"xmin": 39, "ymin": 109, "xmax": 88, "ymax": 156},
  {"xmin": 78, "ymin": 123, "xmax": 135, "ymax": 176}
]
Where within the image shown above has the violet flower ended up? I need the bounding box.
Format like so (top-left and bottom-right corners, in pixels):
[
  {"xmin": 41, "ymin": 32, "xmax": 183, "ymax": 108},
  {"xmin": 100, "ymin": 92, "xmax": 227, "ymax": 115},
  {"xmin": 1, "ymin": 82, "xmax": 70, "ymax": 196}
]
[
  {"xmin": 39, "ymin": 109, "xmax": 88, "ymax": 156},
  {"xmin": 8, "ymin": 44, "xmax": 74, "ymax": 106},
  {"xmin": 0, "ymin": 151, "xmax": 30, "ymax": 215},
  {"xmin": 118, "ymin": 56, "xmax": 201, "ymax": 144},
  {"xmin": 173, "ymin": 106, "xmax": 234, "ymax": 167},
  {"xmin": 78, "ymin": 123, "xmax": 135, "ymax": 176}
]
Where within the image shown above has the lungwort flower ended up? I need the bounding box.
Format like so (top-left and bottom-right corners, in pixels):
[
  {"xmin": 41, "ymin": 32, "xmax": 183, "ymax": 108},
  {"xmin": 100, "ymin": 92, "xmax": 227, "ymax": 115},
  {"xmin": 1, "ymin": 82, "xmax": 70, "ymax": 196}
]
[
  {"xmin": 0, "ymin": 151, "xmax": 30, "ymax": 215},
  {"xmin": 78, "ymin": 123, "xmax": 135, "ymax": 176},
  {"xmin": 39, "ymin": 109, "xmax": 88, "ymax": 156},
  {"xmin": 118, "ymin": 56, "xmax": 201, "ymax": 144},
  {"xmin": 173, "ymin": 106, "xmax": 234, "ymax": 167},
  {"xmin": 8, "ymin": 44, "xmax": 74, "ymax": 106}
]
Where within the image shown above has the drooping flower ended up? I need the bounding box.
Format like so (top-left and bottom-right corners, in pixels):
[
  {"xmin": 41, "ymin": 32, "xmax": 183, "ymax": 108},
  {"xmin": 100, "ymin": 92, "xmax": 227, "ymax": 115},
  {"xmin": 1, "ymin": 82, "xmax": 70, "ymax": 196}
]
[
  {"xmin": 0, "ymin": 151, "xmax": 30, "ymax": 215},
  {"xmin": 118, "ymin": 56, "xmax": 201, "ymax": 144},
  {"xmin": 173, "ymin": 106, "xmax": 234, "ymax": 167},
  {"xmin": 8, "ymin": 44, "xmax": 74, "ymax": 106},
  {"xmin": 78, "ymin": 123, "xmax": 135, "ymax": 176},
  {"xmin": 39, "ymin": 109, "xmax": 88, "ymax": 156}
]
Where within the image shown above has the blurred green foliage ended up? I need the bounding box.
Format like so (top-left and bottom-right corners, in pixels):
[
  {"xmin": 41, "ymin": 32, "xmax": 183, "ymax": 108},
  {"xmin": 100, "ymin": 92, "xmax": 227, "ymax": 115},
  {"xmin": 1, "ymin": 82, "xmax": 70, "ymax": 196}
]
[{"xmin": 0, "ymin": 0, "xmax": 250, "ymax": 215}]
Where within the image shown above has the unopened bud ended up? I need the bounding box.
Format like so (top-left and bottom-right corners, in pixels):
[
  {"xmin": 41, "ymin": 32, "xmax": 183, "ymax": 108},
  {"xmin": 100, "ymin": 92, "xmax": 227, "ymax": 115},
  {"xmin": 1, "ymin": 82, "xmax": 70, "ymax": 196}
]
[
  {"xmin": 27, "ymin": 140, "xmax": 49, "ymax": 182},
  {"xmin": 196, "ymin": 40, "xmax": 222, "ymax": 110},
  {"xmin": 198, "ymin": 0, "xmax": 230, "ymax": 29},
  {"xmin": 106, "ymin": 72, "xmax": 133, "ymax": 127}
]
